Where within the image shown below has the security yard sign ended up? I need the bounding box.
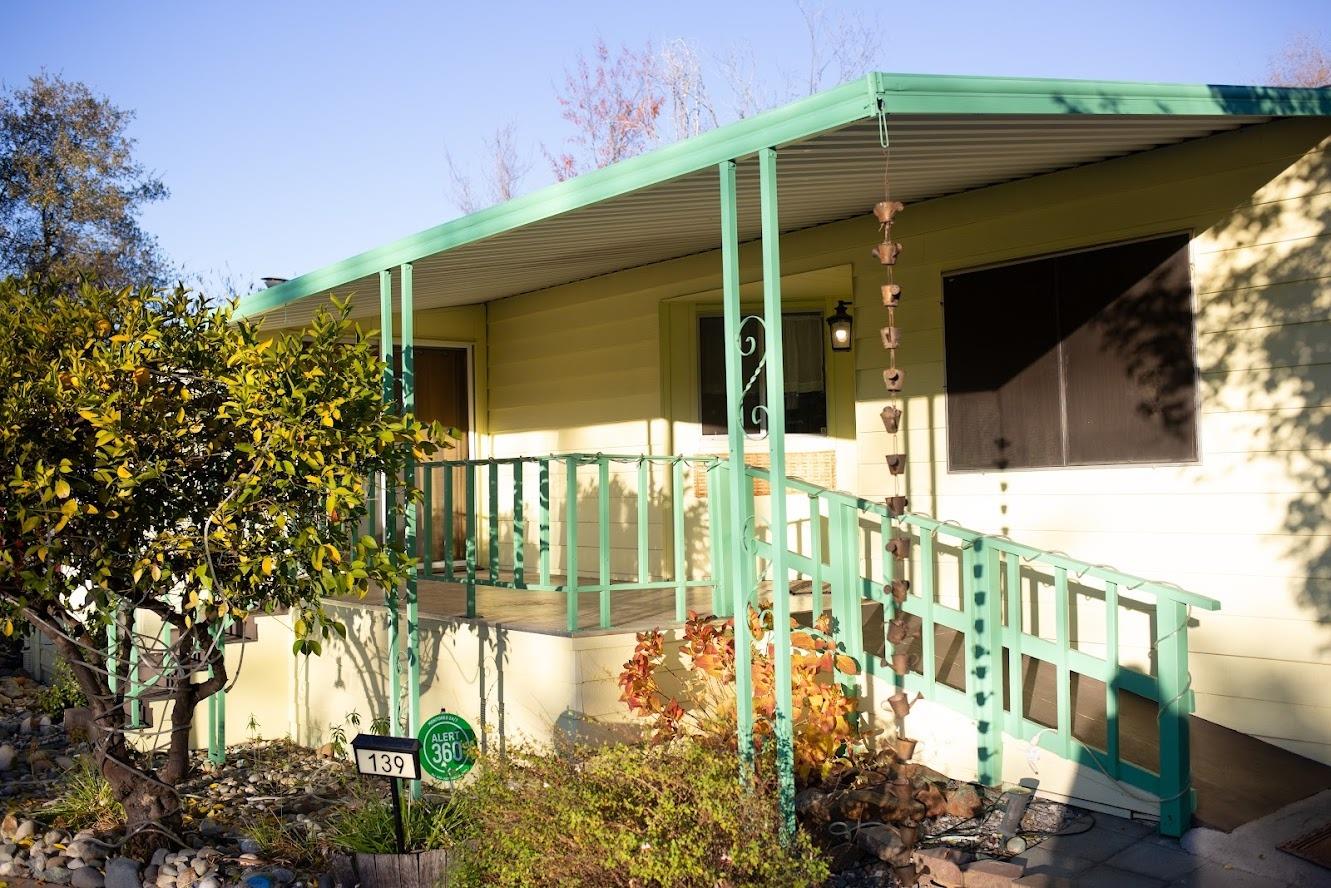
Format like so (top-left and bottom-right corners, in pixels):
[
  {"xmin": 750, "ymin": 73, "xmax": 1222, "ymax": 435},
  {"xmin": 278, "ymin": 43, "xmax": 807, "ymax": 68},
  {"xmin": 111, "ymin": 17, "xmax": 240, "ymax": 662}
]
[{"xmin": 418, "ymin": 711, "xmax": 477, "ymax": 780}]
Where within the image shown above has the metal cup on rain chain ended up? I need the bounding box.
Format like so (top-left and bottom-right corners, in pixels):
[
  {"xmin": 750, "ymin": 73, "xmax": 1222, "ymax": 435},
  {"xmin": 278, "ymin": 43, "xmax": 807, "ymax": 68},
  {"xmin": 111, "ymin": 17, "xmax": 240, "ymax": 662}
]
[
  {"xmin": 883, "ymin": 368, "xmax": 905, "ymax": 392},
  {"xmin": 890, "ymin": 579, "xmax": 911, "ymax": 604},
  {"xmin": 887, "ymin": 618, "xmax": 911, "ymax": 646},
  {"xmin": 872, "ymin": 241, "xmax": 903, "ymax": 265},
  {"xmin": 880, "ymin": 404, "xmax": 901, "ymax": 433},
  {"xmin": 881, "ymin": 283, "xmax": 902, "ymax": 307},
  {"xmin": 874, "ymin": 200, "xmax": 904, "ymax": 225}
]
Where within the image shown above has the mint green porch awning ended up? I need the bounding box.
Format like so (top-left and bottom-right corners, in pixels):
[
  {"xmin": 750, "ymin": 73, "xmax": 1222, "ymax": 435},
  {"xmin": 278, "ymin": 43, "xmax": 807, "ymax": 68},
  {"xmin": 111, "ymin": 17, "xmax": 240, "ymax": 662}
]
[{"xmin": 236, "ymin": 72, "xmax": 1330, "ymax": 328}]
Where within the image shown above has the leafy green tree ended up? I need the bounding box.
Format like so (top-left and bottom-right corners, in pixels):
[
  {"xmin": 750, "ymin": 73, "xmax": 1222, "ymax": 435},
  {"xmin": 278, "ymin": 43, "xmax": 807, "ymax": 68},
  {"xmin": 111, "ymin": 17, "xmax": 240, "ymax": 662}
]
[
  {"xmin": 0, "ymin": 278, "xmax": 434, "ymax": 844},
  {"xmin": 0, "ymin": 73, "xmax": 169, "ymax": 285}
]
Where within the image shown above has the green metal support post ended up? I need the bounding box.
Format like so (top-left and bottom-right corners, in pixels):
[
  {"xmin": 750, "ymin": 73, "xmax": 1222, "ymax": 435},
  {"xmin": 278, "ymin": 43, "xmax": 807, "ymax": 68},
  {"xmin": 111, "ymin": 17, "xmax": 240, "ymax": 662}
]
[
  {"xmin": 706, "ymin": 463, "xmax": 727, "ymax": 616},
  {"xmin": 718, "ymin": 159, "xmax": 754, "ymax": 774},
  {"xmin": 637, "ymin": 459, "xmax": 650, "ymax": 585},
  {"xmin": 513, "ymin": 460, "xmax": 525, "ymax": 587},
  {"xmin": 672, "ymin": 458, "xmax": 687, "ymax": 622},
  {"xmin": 759, "ymin": 146, "xmax": 797, "ymax": 833},
  {"xmin": 598, "ymin": 456, "xmax": 611, "ymax": 627},
  {"xmin": 379, "ymin": 269, "xmax": 400, "ymax": 737},
  {"xmin": 401, "ymin": 263, "xmax": 422, "ymax": 796},
  {"xmin": 207, "ymin": 621, "xmax": 226, "ymax": 764},
  {"xmin": 465, "ymin": 464, "xmax": 477, "ymax": 617},
  {"xmin": 489, "ymin": 461, "xmax": 500, "ymax": 584},
  {"xmin": 539, "ymin": 459, "xmax": 551, "ymax": 587},
  {"xmin": 1156, "ymin": 596, "xmax": 1194, "ymax": 836},
  {"xmin": 565, "ymin": 457, "xmax": 580, "ymax": 633}
]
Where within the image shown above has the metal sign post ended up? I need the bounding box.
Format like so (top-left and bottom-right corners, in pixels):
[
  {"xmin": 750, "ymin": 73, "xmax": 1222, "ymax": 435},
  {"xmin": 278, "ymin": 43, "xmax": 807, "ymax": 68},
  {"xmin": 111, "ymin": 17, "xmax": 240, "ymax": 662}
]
[{"xmin": 350, "ymin": 733, "xmax": 422, "ymax": 854}]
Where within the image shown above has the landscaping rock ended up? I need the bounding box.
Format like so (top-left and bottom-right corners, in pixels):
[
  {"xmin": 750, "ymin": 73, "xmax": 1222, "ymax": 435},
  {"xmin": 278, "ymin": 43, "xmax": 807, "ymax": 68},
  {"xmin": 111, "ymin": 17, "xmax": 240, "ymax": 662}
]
[
  {"xmin": 794, "ymin": 787, "xmax": 830, "ymax": 820},
  {"xmin": 72, "ymin": 865, "xmax": 107, "ymax": 888},
  {"xmin": 961, "ymin": 857, "xmax": 1025, "ymax": 887},
  {"xmin": 0, "ymin": 742, "xmax": 15, "ymax": 771},
  {"xmin": 914, "ymin": 846, "xmax": 972, "ymax": 887},
  {"xmin": 856, "ymin": 824, "xmax": 906, "ymax": 862},
  {"xmin": 945, "ymin": 783, "xmax": 984, "ymax": 819},
  {"xmin": 14, "ymin": 818, "xmax": 36, "ymax": 841}
]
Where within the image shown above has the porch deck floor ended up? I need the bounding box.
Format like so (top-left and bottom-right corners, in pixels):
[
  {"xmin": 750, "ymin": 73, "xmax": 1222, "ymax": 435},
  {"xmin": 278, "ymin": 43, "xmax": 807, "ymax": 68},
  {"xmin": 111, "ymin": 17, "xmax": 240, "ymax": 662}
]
[{"xmin": 361, "ymin": 573, "xmax": 718, "ymax": 637}]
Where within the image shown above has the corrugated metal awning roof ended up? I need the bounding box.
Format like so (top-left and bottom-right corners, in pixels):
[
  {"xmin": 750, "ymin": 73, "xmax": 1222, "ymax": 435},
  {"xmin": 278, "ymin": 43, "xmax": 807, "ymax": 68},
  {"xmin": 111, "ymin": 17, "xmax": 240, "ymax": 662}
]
[{"xmin": 238, "ymin": 72, "xmax": 1331, "ymax": 327}]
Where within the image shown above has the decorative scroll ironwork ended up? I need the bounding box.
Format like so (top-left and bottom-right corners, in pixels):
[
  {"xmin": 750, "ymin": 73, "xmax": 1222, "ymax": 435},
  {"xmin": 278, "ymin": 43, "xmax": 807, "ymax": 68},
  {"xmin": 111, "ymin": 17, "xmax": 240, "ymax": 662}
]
[{"xmin": 737, "ymin": 314, "xmax": 770, "ymax": 441}]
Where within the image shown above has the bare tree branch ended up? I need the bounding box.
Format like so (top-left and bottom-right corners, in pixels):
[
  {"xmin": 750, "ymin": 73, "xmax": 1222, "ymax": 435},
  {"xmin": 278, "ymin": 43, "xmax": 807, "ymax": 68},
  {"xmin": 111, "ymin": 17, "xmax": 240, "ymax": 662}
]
[
  {"xmin": 544, "ymin": 39, "xmax": 664, "ymax": 180},
  {"xmin": 1268, "ymin": 31, "xmax": 1331, "ymax": 87},
  {"xmin": 657, "ymin": 39, "xmax": 718, "ymax": 140},
  {"xmin": 445, "ymin": 124, "xmax": 530, "ymax": 215}
]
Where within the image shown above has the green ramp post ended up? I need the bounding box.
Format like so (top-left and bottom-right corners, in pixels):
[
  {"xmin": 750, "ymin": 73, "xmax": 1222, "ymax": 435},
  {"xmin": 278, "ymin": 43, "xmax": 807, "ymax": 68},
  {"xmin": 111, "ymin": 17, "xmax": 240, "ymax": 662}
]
[
  {"xmin": 719, "ymin": 158, "xmax": 754, "ymax": 775},
  {"xmin": 759, "ymin": 146, "xmax": 796, "ymax": 835}
]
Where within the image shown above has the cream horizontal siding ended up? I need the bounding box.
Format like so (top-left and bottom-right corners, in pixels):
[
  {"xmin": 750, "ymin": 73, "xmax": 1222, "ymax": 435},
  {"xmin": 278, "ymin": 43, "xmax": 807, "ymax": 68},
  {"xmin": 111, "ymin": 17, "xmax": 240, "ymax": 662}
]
[{"xmin": 852, "ymin": 117, "xmax": 1331, "ymax": 763}]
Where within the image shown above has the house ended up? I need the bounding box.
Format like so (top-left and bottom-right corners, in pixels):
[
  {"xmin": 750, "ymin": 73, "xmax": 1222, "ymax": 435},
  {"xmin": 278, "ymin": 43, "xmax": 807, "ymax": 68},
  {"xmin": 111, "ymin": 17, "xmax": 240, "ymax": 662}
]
[{"xmin": 158, "ymin": 72, "xmax": 1331, "ymax": 837}]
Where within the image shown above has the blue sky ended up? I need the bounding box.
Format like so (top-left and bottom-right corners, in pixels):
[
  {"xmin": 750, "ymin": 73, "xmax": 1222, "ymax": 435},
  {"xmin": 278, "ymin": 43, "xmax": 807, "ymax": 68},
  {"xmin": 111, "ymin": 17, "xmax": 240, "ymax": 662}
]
[{"xmin": 2, "ymin": 1, "xmax": 1326, "ymax": 292}]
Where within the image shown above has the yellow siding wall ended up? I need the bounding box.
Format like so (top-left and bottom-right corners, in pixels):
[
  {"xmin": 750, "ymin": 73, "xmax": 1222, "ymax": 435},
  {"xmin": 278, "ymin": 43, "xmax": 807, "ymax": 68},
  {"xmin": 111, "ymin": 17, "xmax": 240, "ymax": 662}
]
[
  {"xmin": 482, "ymin": 117, "xmax": 1331, "ymax": 764},
  {"xmin": 852, "ymin": 118, "xmax": 1331, "ymax": 764}
]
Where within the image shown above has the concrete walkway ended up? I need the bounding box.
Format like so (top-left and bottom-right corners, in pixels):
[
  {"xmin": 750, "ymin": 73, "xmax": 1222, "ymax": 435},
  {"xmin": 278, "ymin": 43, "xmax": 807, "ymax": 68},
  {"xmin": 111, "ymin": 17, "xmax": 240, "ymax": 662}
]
[{"xmin": 1011, "ymin": 791, "xmax": 1331, "ymax": 887}]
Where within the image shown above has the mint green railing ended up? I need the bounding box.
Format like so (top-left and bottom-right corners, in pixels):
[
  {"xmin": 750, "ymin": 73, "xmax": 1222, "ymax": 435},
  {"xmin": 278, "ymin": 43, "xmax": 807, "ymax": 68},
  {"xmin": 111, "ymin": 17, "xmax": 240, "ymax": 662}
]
[
  {"xmin": 363, "ymin": 449, "xmax": 1218, "ymax": 835},
  {"xmin": 405, "ymin": 454, "xmax": 725, "ymax": 633},
  {"xmin": 742, "ymin": 465, "xmax": 1220, "ymax": 837}
]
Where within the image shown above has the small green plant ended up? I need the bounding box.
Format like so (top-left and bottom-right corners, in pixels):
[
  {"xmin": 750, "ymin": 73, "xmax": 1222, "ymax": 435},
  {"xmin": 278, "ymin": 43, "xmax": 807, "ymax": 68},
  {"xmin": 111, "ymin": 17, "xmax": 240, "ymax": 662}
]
[
  {"xmin": 244, "ymin": 813, "xmax": 323, "ymax": 870},
  {"xmin": 326, "ymin": 784, "xmax": 466, "ymax": 854},
  {"xmin": 43, "ymin": 756, "xmax": 123, "ymax": 830},
  {"xmin": 448, "ymin": 739, "xmax": 828, "ymax": 888},
  {"xmin": 246, "ymin": 713, "xmax": 261, "ymax": 741},
  {"xmin": 327, "ymin": 710, "xmax": 362, "ymax": 758},
  {"xmin": 35, "ymin": 661, "xmax": 87, "ymax": 718},
  {"xmin": 369, "ymin": 715, "xmax": 391, "ymax": 736}
]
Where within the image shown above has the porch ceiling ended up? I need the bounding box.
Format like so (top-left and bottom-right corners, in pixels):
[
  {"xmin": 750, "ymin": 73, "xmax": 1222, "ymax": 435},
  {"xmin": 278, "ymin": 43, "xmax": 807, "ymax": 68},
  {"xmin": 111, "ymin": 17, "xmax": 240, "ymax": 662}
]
[{"xmin": 237, "ymin": 73, "xmax": 1330, "ymax": 329}]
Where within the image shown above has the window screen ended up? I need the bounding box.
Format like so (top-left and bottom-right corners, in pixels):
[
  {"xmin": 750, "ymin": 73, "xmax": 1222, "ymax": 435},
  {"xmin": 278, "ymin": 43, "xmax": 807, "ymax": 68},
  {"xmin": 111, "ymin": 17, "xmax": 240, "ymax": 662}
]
[
  {"xmin": 698, "ymin": 312, "xmax": 827, "ymax": 436},
  {"xmin": 943, "ymin": 235, "xmax": 1197, "ymax": 470}
]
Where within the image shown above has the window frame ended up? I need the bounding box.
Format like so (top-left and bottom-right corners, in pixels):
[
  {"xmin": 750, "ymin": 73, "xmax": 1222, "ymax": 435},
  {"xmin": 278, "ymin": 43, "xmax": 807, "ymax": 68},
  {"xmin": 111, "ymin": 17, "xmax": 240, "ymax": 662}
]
[
  {"xmin": 695, "ymin": 305, "xmax": 836, "ymax": 450},
  {"xmin": 941, "ymin": 231, "xmax": 1203, "ymax": 474}
]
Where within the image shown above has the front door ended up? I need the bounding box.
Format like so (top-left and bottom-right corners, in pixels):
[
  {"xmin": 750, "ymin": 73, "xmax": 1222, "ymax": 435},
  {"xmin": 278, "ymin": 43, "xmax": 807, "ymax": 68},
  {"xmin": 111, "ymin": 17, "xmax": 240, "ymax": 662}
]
[{"xmin": 394, "ymin": 346, "xmax": 471, "ymax": 565}]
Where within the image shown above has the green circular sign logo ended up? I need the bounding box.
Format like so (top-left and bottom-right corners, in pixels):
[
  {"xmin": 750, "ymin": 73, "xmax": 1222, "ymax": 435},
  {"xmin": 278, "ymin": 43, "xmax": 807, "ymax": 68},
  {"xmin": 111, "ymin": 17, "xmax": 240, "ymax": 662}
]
[{"xmin": 417, "ymin": 712, "xmax": 477, "ymax": 780}]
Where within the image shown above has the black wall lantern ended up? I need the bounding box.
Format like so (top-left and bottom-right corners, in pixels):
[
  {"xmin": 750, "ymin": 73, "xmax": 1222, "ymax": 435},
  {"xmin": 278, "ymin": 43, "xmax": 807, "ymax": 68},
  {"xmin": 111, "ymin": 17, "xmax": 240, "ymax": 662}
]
[{"xmin": 826, "ymin": 300, "xmax": 853, "ymax": 352}]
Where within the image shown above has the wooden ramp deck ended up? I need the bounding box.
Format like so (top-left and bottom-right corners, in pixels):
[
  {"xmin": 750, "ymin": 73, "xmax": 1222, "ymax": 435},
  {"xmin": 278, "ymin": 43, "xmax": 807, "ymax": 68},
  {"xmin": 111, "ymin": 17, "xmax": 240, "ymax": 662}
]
[
  {"xmin": 906, "ymin": 621, "xmax": 1331, "ymax": 833},
  {"xmin": 360, "ymin": 574, "xmax": 716, "ymax": 637}
]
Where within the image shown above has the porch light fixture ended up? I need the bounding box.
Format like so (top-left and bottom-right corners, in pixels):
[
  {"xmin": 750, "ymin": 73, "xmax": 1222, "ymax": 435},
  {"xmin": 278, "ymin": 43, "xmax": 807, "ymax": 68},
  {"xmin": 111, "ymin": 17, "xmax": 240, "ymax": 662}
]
[{"xmin": 826, "ymin": 300, "xmax": 853, "ymax": 351}]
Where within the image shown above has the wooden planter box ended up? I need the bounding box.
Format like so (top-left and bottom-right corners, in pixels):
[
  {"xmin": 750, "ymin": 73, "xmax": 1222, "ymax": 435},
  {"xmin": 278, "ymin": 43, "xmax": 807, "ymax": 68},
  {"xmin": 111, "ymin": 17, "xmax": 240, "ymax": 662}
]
[{"xmin": 332, "ymin": 849, "xmax": 453, "ymax": 888}]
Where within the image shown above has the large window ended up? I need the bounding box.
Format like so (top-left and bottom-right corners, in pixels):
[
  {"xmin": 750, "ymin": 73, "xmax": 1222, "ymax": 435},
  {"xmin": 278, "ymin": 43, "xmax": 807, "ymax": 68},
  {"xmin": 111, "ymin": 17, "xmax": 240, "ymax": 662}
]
[
  {"xmin": 943, "ymin": 235, "xmax": 1197, "ymax": 471},
  {"xmin": 698, "ymin": 312, "xmax": 827, "ymax": 436}
]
